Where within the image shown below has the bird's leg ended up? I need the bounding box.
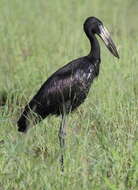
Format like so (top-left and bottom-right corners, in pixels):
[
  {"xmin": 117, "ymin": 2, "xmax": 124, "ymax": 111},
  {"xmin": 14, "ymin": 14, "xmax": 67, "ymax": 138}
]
[{"xmin": 58, "ymin": 113, "xmax": 67, "ymax": 172}]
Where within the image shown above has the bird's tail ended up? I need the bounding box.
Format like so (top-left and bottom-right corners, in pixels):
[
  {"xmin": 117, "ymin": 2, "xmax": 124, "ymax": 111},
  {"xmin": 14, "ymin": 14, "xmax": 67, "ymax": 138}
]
[
  {"xmin": 17, "ymin": 105, "xmax": 31, "ymax": 132},
  {"xmin": 17, "ymin": 103, "xmax": 40, "ymax": 133}
]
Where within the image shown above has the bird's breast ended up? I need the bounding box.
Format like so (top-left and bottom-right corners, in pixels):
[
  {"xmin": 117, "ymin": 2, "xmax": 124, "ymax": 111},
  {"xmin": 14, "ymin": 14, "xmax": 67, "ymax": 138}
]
[
  {"xmin": 79, "ymin": 65, "xmax": 95, "ymax": 83},
  {"xmin": 86, "ymin": 67, "xmax": 93, "ymax": 80}
]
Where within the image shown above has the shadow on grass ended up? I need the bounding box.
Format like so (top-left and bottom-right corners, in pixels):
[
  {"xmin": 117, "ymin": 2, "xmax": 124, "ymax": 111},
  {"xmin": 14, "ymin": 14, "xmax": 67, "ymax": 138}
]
[{"xmin": 0, "ymin": 91, "xmax": 7, "ymax": 107}]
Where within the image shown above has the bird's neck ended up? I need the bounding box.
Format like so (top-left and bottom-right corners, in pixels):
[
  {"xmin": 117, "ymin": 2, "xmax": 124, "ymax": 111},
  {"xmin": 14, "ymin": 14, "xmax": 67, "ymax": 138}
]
[{"xmin": 88, "ymin": 34, "xmax": 100, "ymax": 60}]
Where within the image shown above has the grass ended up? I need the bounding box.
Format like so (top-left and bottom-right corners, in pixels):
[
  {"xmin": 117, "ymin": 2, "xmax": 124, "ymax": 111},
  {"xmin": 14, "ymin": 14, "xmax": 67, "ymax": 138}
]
[{"xmin": 0, "ymin": 0, "xmax": 138, "ymax": 189}]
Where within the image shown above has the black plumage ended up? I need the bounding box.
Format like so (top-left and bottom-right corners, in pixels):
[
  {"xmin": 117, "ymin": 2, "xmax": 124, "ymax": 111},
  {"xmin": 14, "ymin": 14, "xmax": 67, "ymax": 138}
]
[
  {"xmin": 18, "ymin": 57, "xmax": 99, "ymax": 129},
  {"xmin": 17, "ymin": 17, "xmax": 119, "ymax": 170}
]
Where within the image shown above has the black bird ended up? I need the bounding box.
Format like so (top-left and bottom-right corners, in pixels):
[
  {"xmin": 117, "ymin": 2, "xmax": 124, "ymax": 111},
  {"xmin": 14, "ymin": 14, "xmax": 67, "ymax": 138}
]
[{"xmin": 17, "ymin": 17, "xmax": 119, "ymax": 171}]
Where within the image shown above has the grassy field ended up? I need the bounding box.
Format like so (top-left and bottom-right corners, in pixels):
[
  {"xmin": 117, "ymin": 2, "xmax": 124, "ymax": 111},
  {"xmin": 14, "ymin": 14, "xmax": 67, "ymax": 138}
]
[{"xmin": 0, "ymin": 0, "xmax": 138, "ymax": 189}]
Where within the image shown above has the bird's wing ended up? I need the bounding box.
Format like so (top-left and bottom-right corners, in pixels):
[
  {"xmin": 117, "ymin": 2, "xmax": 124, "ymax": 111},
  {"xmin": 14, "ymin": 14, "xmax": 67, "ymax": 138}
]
[{"xmin": 34, "ymin": 67, "xmax": 83, "ymax": 106}]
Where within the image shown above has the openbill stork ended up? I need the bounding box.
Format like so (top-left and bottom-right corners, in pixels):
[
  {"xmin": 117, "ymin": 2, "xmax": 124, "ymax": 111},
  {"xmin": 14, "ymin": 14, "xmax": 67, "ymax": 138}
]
[{"xmin": 17, "ymin": 17, "xmax": 119, "ymax": 171}]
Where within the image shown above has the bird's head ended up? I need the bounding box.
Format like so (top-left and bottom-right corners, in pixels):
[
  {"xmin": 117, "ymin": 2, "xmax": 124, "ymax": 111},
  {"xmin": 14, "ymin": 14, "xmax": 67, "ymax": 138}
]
[{"xmin": 84, "ymin": 17, "xmax": 119, "ymax": 58}]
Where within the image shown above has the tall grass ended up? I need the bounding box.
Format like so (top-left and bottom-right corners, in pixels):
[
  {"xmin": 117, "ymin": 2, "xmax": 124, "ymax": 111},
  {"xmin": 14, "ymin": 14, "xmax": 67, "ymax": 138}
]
[{"xmin": 0, "ymin": 0, "xmax": 138, "ymax": 189}]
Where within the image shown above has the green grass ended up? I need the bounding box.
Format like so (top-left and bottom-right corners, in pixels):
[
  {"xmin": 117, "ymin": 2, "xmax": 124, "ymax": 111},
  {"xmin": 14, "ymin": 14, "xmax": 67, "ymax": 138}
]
[{"xmin": 0, "ymin": 0, "xmax": 138, "ymax": 189}]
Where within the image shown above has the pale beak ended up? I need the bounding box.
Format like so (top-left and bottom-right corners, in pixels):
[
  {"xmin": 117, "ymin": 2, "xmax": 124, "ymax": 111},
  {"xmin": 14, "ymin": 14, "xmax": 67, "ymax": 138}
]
[{"xmin": 99, "ymin": 25, "xmax": 119, "ymax": 58}]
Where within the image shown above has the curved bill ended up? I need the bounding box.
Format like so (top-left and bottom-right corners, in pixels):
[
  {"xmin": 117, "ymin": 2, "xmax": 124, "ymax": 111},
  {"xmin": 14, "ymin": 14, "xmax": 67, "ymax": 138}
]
[{"xmin": 99, "ymin": 25, "xmax": 119, "ymax": 59}]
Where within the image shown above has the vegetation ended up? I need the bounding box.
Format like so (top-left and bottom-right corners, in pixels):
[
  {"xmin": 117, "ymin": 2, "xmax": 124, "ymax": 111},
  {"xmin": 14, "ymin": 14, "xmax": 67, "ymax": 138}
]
[{"xmin": 0, "ymin": 0, "xmax": 137, "ymax": 189}]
